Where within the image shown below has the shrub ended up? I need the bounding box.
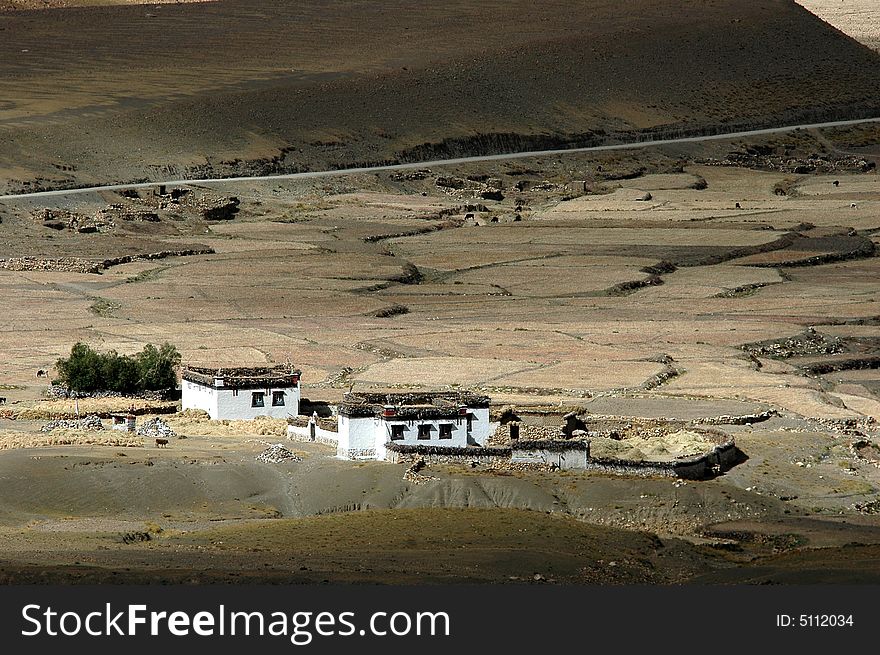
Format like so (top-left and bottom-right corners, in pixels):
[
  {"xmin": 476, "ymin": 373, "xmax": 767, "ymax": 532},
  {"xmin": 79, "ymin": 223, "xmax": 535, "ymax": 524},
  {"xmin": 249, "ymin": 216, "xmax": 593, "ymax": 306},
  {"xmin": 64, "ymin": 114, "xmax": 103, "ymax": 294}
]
[{"xmin": 100, "ymin": 351, "xmax": 142, "ymax": 394}]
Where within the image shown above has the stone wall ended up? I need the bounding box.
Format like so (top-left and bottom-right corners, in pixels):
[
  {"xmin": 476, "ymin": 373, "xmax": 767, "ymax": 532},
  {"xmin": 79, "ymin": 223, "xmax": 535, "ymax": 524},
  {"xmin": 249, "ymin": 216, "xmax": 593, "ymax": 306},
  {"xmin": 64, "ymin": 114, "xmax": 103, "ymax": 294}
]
[
  {"xmin": 287, "ymin": 423, "xmax": 339, "ymax": 447},
  {"xmin": 0, "ymin": 248, "xmax": 214, "ymax": 275},
  {"xmin": 386, "ymin": 450, "xmax": 513, "ymax": 469},
  {"xmin": 0, "ymin": 256, "xmax": 101, "ymax": 274},
  {"xmin": 384, "ymin": 431, "xmax": 736, "ymax": 479},
  {"xmin": 583, "ymin": 440, "xmax": 738, "ymax": 479}
]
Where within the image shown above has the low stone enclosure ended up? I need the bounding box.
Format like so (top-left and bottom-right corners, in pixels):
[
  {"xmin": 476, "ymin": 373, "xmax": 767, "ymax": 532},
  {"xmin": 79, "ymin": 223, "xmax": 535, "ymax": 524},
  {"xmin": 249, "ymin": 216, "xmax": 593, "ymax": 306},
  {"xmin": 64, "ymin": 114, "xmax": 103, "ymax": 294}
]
[{"xmin": 288, "ymin": 409, "xmax": 739, "ymax": 480}]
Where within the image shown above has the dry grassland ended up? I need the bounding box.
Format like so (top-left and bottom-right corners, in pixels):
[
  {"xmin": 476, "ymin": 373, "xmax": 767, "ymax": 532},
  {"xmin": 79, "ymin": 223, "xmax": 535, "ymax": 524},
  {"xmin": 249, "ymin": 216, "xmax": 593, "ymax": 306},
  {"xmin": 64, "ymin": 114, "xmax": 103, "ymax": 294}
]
[{"xmin": 0, "ymin": 430, "xmax": 142, "ymax": 450}]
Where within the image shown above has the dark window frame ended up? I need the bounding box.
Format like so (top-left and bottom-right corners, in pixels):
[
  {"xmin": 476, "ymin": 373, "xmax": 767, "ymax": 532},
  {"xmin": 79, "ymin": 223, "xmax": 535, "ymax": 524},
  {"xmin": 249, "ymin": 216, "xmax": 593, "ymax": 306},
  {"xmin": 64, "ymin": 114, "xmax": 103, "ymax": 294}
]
[
  {"xmin": 251, "ymin": 392, "xmax": 265, "ymax": 408},
  {"xmin": 439, "ymin": 423, "xmax": 453, "ymax": 439},
  {"xmin": 272, "ymin": 391, "xmax": 285, "ymax": 407},
  {"xmin": 417, "ymin": 424, "xmax": 432, "ymax": 440},
  {"xmin": 390, "ymin": 424, "xmax": 405, "ymax": 440}
]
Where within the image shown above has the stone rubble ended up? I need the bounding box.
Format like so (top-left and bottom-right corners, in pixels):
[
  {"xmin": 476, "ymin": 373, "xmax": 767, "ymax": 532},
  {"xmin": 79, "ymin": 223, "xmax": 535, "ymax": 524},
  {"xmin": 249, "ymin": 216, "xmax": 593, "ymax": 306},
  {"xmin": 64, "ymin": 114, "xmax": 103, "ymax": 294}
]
[
  {"xmin": 255, "ymin": 443, "xmax": 302, "ymax": 464},
  {"xmin": 435, "ymin": 175, "xmax": 505, "ymax": 201},
  {"xmin": 402, "ymin": 458, "xmax": 438, "ymax": 485},
  {"xmin": 41, "ymin": 414, "xmax": 104, "ymax": 432},
  {"xmin": 0, "ymin": 256, "xmax": 101, "ymax": 274},
  {"xmin": 31, "ymin": 207, "xmax": 114, "ymax": 233},
  {"xmin": 136, "ymin": 417, "xmax": 176, "ymax": 439},
  {"xmin": 743, "ymin": 327, "xmax": 844, "ymax": 359},
  {"xmin": 700, "ymin": 151, "xmax": 874, "ymax": 175},
  {"xmin": 853, "ymin": 499, "xmax": 880, "ymax": 514}
]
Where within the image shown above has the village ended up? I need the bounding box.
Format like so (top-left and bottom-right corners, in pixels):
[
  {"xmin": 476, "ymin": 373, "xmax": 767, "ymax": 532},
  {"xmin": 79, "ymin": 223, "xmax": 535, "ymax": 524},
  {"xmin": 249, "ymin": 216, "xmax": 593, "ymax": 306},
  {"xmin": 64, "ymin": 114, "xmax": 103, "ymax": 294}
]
[{"xmin": 2, "ymin": 359, "xmax": 742, "ymax": 480}]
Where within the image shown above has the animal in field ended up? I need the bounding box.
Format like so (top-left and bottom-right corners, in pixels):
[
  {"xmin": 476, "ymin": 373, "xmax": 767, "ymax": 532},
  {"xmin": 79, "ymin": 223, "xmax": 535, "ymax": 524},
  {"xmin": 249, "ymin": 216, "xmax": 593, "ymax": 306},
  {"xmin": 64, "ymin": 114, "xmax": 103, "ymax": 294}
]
[{"xmin": 155, "ymin": 438, "xmax": 169, "ymax": 448}]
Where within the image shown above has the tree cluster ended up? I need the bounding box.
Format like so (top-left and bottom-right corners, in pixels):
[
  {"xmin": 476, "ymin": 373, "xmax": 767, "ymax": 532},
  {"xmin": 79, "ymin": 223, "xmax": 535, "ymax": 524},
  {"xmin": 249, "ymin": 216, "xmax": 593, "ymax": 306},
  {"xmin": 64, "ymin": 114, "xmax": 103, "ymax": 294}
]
[{"xmin": 55, "ymin": 342, "xmax": 181, "ymax": 393}]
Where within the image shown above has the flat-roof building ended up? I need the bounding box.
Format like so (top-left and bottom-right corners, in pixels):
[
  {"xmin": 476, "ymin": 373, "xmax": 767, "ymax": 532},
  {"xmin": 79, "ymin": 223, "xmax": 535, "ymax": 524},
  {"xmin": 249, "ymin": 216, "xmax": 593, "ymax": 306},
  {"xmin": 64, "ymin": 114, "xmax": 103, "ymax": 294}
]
[
  {"xmin": 336, "ymin": 391, "xmax": 491, "ymax": 460},
  {"xmin": 181, "ymin": 364, "xmax": 301, "ymax": 420}
]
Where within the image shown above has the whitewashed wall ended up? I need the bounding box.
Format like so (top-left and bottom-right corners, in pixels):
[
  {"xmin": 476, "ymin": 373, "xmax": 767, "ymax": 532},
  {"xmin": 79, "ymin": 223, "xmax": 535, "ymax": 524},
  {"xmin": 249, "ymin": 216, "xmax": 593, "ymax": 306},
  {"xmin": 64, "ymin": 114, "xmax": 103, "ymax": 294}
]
[
  {"xmin": 182, "ymin": 380, "xmax": 300, "ymax": 420},
  {"xmin": 215, "ymin": 385, "xmax": 299, "ymax": 420},
  {"xmin": 287, "ymin": 423, "xmax": 339, "ymax": 446},
  {"xmin": 337, "ymin": 410, "xmax": 493, "ymax": 460},
  {"xmin": 181, "ymin": 379, "xmax": 218, "ymax": 417},
  {"xmin": 385, "ymin": 417, "xmax": 468, "ymax": 448},
  {"xmin": 469, "ymin": 408, "xmax": 492, "ymax": 445},
  {"xmin": 337, "ymin": 415, "xmax": 382, "ymax": 459}
]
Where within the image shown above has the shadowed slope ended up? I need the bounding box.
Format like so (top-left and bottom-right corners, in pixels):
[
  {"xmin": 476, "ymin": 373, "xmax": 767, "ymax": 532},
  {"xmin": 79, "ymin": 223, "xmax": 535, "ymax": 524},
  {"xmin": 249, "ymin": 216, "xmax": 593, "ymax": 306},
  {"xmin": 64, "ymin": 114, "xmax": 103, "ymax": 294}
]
[{"xmin": 1, "ymin": 0, "xmax": 879, "ymax": 190}]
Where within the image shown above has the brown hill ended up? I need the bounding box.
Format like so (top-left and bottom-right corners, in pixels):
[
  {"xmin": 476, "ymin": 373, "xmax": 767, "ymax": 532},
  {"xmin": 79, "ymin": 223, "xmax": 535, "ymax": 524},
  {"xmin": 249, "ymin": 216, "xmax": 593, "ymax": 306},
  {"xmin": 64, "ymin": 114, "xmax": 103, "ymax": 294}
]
[
  {"xmin": 1, "ymin": 0, "xmax": 879, "ymax": 191},
  {"xmin": 0, "ymin": 0, "xmax": 210, "ymax": 10}
]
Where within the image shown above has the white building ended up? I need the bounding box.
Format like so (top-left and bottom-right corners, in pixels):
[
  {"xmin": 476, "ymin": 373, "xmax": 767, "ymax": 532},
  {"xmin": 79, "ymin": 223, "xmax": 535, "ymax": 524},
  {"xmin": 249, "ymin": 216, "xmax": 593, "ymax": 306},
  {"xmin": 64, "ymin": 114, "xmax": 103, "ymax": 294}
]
[
  {"xmin": 181, "ymin": 364, "xmax": 301, "ymax": 420},
  {"xmin": 336, "ymin": 391, "xmax": 492, "ymax": 460}
]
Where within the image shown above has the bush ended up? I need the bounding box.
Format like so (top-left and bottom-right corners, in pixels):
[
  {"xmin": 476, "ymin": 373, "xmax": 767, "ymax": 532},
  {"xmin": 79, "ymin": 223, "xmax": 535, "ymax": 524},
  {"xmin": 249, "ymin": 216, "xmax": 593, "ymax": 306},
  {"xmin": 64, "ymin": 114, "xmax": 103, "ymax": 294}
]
[{"xmin": 55, "ymin": 342, "xmax": 181, "ymax": 393}]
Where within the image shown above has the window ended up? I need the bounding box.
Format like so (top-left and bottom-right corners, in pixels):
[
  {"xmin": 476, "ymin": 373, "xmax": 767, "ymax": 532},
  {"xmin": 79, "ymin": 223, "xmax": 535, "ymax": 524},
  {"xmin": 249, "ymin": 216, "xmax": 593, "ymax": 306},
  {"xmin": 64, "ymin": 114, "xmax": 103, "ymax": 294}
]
[
  {"xmin": 390, "ymin": 425, "xmax": 405, "ymax": 440},
  {"xmin": 272, "ymin": 391, "xmax": 285, "ymax": 406},
  {"xmin": 417, "ymin": 424, "xmax": 431, "ymax": 440},
  {"xmin": 251, "ymin": 392, "xmax": 265, "ymax": 408},
  {"xmin": 439, "ymin": 424, "xmax": 453, "ymax": 439}
]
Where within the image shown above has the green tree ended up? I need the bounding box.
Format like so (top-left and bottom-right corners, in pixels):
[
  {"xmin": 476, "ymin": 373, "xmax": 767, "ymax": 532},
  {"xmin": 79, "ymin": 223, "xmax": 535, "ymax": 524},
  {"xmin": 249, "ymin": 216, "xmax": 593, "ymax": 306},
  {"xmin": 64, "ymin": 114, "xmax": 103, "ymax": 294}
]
[
  {"xmin": 136, "ymin": 342, "xmax": 181, "ymax": 391},
  {"xmin": 55, "ymin": 342, "xmax": 103, "ymax": 392},
  {"xmin": 100, "ymin": 350, "xmax": 141, "ymax": 394},
  {"xmin": 55, "ymin": 342, "xmax": 180, "ymax": 393}
]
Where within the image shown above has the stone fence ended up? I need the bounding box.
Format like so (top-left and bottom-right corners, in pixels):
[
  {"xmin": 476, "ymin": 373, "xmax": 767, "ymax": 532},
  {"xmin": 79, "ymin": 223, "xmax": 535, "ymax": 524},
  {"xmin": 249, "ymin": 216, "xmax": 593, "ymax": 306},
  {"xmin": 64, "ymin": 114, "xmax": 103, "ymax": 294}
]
[
  {"xmin": 287, "ymin": 423, "xmax": 339, "ymax": 447},
  {"xmin": 583, "ymin": 439, "xmax": 738, "ymax": 479}
]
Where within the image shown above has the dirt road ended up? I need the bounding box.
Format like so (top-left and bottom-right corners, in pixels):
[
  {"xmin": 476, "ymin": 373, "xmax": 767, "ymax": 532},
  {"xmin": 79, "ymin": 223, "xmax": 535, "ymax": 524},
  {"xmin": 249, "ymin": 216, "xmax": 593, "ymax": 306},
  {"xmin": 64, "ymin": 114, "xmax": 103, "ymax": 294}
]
[{"xmin": 3, "ymin": 115, "xmax": 879, "ymax": 201}]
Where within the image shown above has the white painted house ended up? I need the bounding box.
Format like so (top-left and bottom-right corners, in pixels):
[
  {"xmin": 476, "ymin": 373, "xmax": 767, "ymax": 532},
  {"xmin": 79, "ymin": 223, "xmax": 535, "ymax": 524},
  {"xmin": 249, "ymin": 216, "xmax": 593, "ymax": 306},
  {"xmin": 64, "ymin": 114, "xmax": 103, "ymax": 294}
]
[
  {"xmin": 181, "ymin": 364, "xmax": 301, "ymax": 420},
  {"xmin": 335, "ymin": 391, "xmax": 492, "ymax": 460}
]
